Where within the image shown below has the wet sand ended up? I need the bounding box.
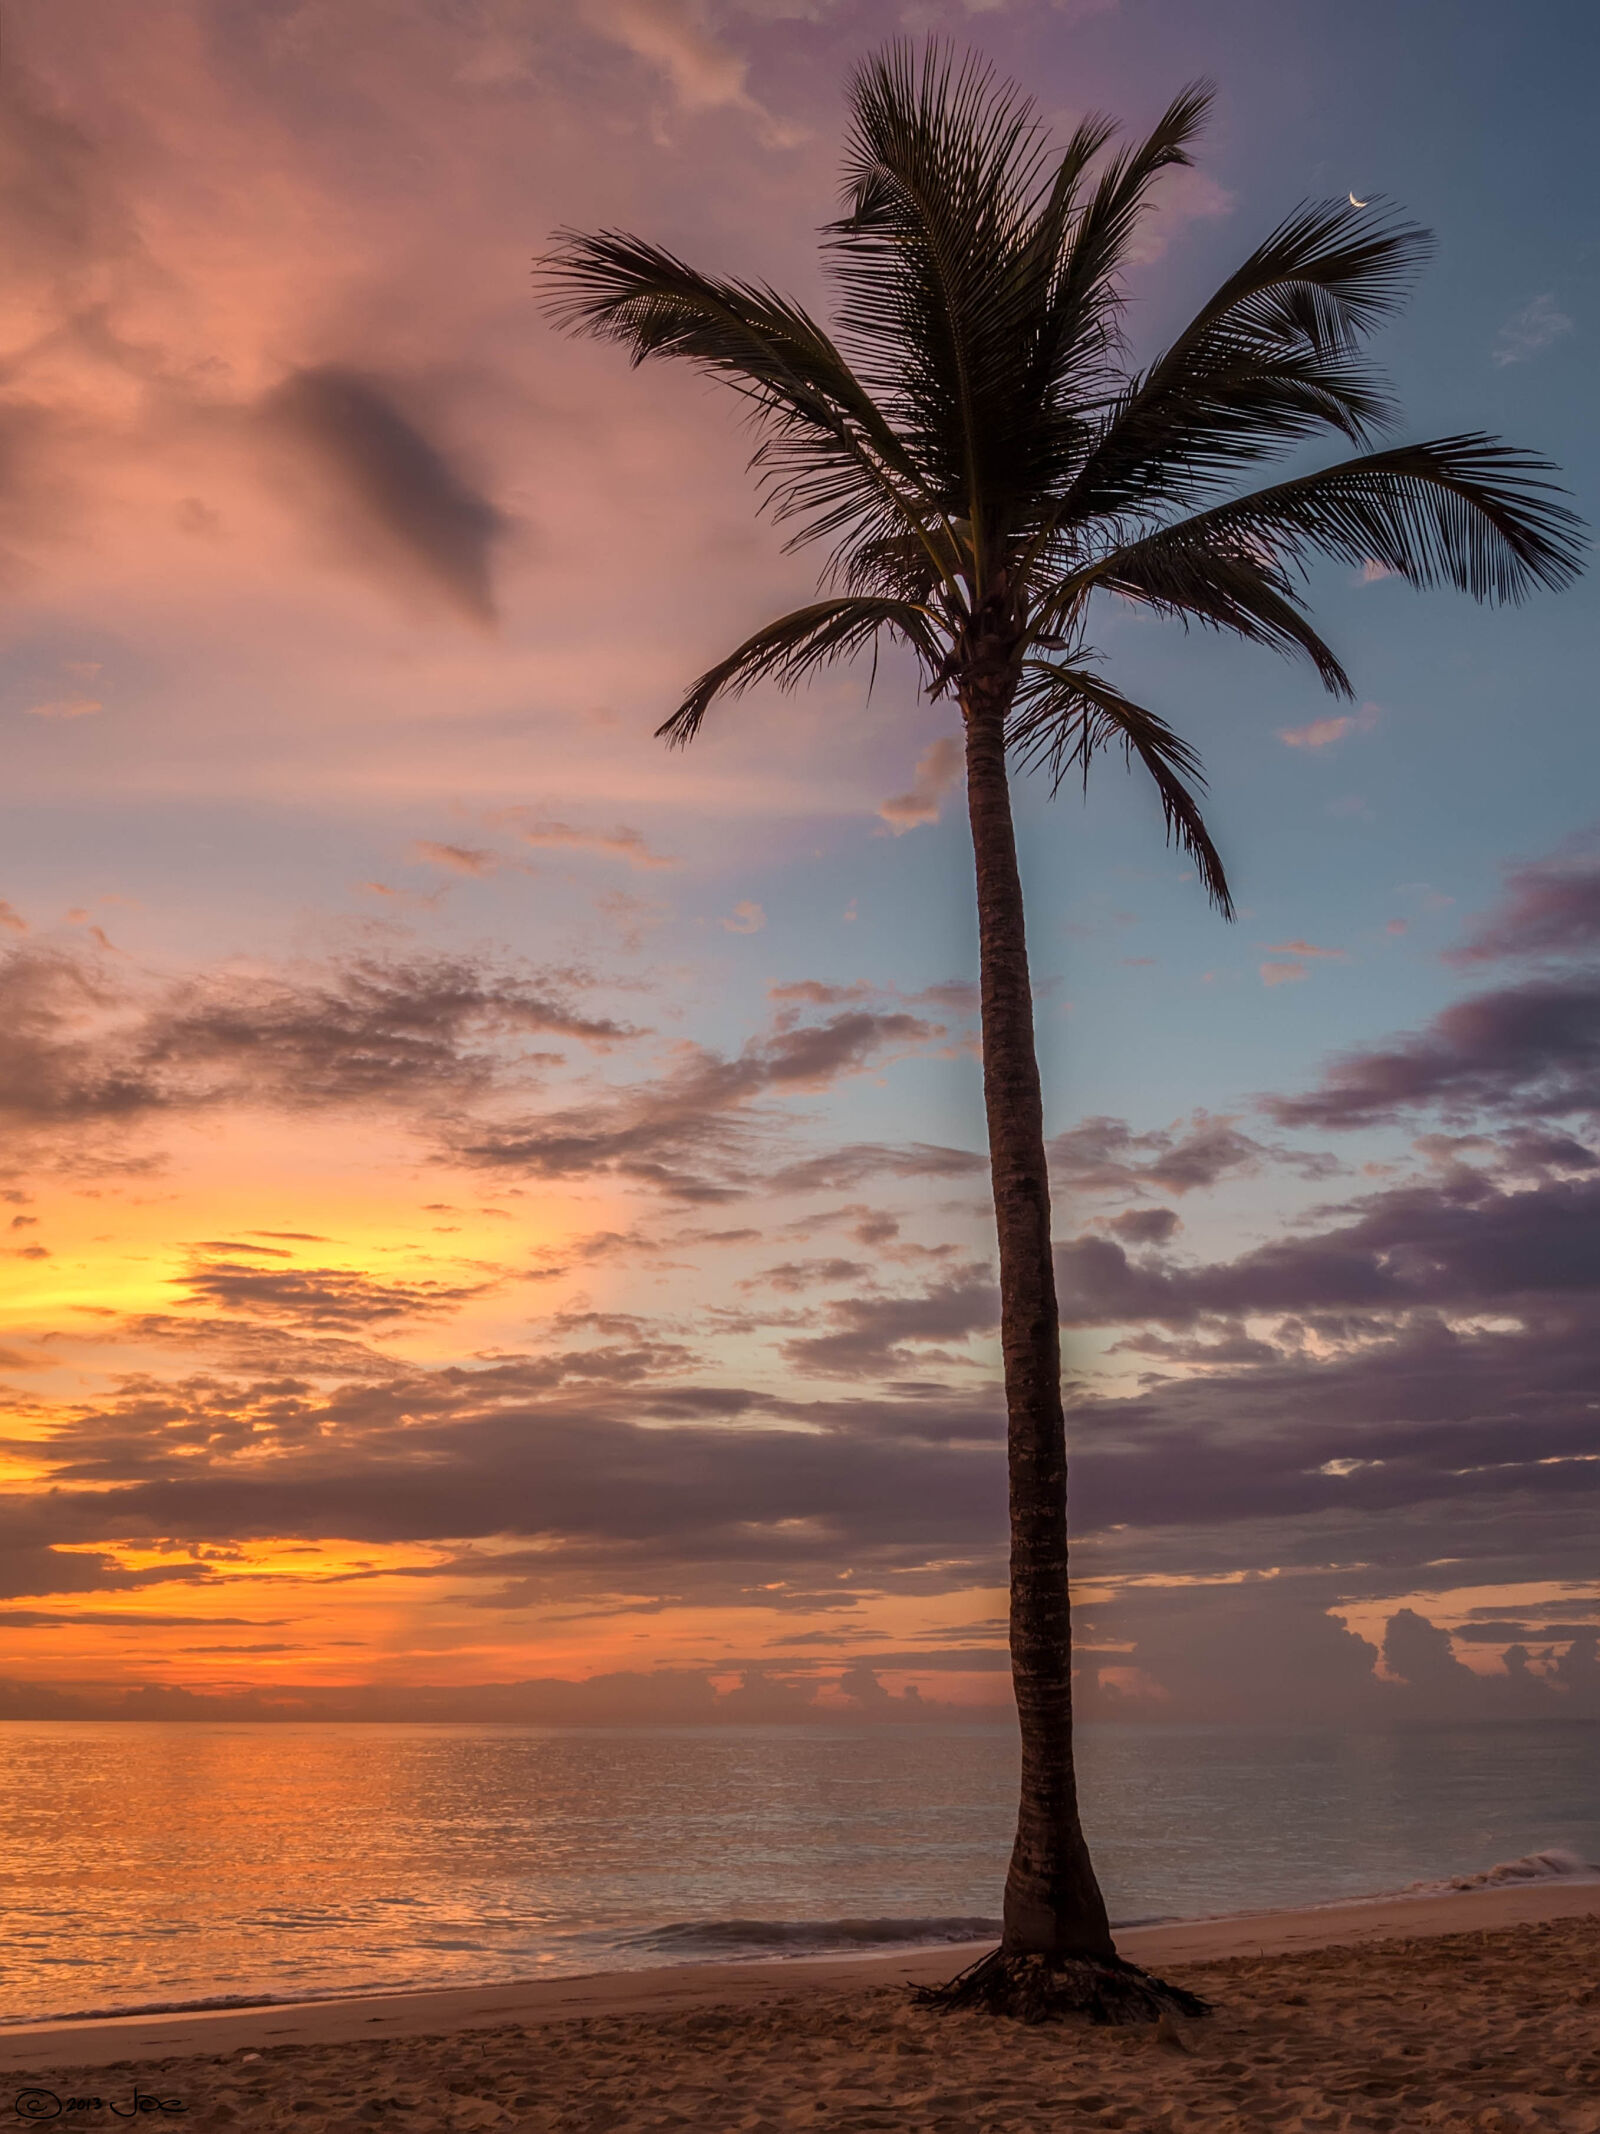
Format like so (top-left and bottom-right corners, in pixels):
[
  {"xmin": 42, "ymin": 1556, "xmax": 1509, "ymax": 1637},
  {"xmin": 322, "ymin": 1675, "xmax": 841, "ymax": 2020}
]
[{"xmin": 4, "ymin": 1882, "xmax": 1597, "ymax": 2130}]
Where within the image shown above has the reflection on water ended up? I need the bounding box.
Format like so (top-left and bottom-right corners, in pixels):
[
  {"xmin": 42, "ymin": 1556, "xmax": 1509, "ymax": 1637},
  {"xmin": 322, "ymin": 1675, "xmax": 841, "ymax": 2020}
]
[{"xmin": 0, "ymin": 1719, "xmax": 1594, "ymax": 2020}]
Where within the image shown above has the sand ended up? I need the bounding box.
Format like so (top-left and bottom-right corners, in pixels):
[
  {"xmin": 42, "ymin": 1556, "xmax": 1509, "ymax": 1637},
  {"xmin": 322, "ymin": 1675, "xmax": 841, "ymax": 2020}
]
[{"xmin": 4, "ymin": 1884, "xmax": 1597, "ymax": 2130}]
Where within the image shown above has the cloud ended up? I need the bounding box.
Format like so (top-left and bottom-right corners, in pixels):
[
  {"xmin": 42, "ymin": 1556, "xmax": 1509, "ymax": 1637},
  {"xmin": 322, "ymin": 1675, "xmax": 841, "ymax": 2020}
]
[
  {"xmin": 1447, "ymin": 837, "xmax": 1600, "ymax": 964},
  {"xmin": 0, "ymin": 902, "xmax": 26, "ymax": 935},
  {"xmin": 770, "ymin": 980, "xmax": 874, "ymax": 1006},
  {"xmin": 262, "ymin": 367, "xmax": 505, "ymax": 624},
  {"xmin": 175, "ymin": 1259, "xmax": 501, "ymax": 1330},
  {"xmin": 3, "ymin": 1591, "xmax": 1595, "ymax": 1723},
  {"xmin": 723, "ymin": 900, "xmax": 766, "ymax": 934},
  {"xmin": 579, "ymin": 0, "xmax": 803, "ymax": 146},
  {"xmin": 0, "ymin": 1610, "xmax": 286, "ymax": 1631},
  {"xmin": 594, "ymin": 890, "xmax": 671, "ymax": 952},
  {"xmin": 749, "ymin": 1258, "xmax": 871, "ymax": 1293},
  {"xmin": 1102, "ymin": 1207, "xmax": 1181, "ymax": 1246},
  {"xmin": 24, "ymin": 696, "xmax": 101, "ymax": 719},
  {"xmin": 1057, "ymin": 1160, "xmax": 1600, "ymax": 1328},
  {"xmin": 412, "ymin": 842, "xmax": 503, "ymax": 876},
  {"xmin": 1279, "ymin": 704, "xmax": 1379, "ymax": 750},
  {"xmin": 1492, "ymin": 293, "xmax": 1574, "ymax": 368},
  {"xmin": 487, "ymin": 810, "xmax": 677, "ymax": 869},
  {"xmin": 1121, "ymin": 162, "xmax": 1234, "ymax": 268},
  {"xmin": 1258, "ymin": 939, "xmax": 1346, "ymax": 989},
  {"xmin": 0, "ymin": 936, "xmax": 956, "ymax": 1203},
  {"xmin": 1046, "ymin": 1111, "xmax": 1317, "ymax": 1197},
  {"xmin": 0, "ymin": 942, "xmax": 632, "ymax": 1145},
  {"xmin": 878, "ymin": 735, "xmax": 962, "ymax": 835},
  {"xmin": 5, "ymin": 1308, "xmax": 1593, "ymax": 1715},
  {"xmin": 767, "ymin": 1140, "xmax": 985, "ymax": 1194},
  {"xmin": 451, "ymin": 1007, "xmax": 947, "ymax": 1198},
  {"xmin": 1266, "ymin": 976, "xmax": 1600, "ymax": 1130},
  {"xmin": 582, "ymin": 0, "xmax": 748, "ymax": 112},
  {"xmin": 780, "ymin": 1266, "xmax": 998, "ymax": 1375}
]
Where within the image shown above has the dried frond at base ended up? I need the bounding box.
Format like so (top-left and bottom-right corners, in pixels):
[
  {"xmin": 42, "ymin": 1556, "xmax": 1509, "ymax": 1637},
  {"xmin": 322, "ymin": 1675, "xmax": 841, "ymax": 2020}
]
[{"xmin": 912, "ymin": 1945, "xmax": 1214, "ymax": 2026}]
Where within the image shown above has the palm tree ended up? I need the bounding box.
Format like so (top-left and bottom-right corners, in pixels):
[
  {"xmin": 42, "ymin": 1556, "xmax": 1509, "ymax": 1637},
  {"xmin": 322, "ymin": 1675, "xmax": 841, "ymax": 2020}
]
[{"xmin": 541, "ymin": 46, "xmax": 1584, "ymax": 2019}]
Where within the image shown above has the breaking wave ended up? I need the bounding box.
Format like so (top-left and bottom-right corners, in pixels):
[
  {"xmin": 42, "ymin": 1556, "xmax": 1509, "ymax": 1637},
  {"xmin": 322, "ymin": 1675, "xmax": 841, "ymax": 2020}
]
[{"xmin": 1401, "ymin": 1847, "xmax": 1600, "ymax": 1896}]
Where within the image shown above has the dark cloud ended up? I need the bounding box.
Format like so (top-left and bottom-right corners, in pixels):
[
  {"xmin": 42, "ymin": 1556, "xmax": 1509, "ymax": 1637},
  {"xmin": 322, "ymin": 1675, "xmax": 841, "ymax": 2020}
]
[
  {"xmin": 0, "ymin": 1544, "xmax": 214, "ymax": 1603},
  {"xmin": 175, "ymin": 1259, "xmax": 501, "ymax": 1329},
  {"xmin": 1, "ymin": 1283, "xmax": 1594, "ymax": 1678},
  {"xmin": 780, "ymin": 1268, "xmax": 998, "ymax": 1376},
  {"xmin": 7, "ymin": 1122, "xmax": 1596, "ymax": 1614},
  {"xmin": 747, "ymin": 1258, "xmax": 871, "ymax": 1293},
  {"xmin": 1448, "ymin": 836, "xmax": 1600, "ymax": 963},
  {"xmin": 1057, "ymin": 1164, "xmax": 1600, "ymax": 1327},
  {"xmin": 1047, "ymin": 1112, "xmax": 1334, "ymax": 1198},
  {"xmin": 0, "ymin": 1381, "xmax": 1008, "ymax": 1618},
  {"xmin": 3, "ymin": 1596, "xmax": 1595, "ymax": 1725},
  {"xmin": 767, "ymin": 1141, "xmax": 985, "ymax": 1193},
  {"xmin": 1267, "ymin": 976, "xmax": 1600, "ymax": 1131},
  {"xmin": 0, "ymin": 1610, "xmax": 286, "ymax": 1629},
  {"xmin": 1072, "ymin": 1589, "xmax": 1600, "ymax": 1724},
  {"xmin": 1102, "ymin": 1207, "xmax": 1182, "ymax": 1246},
  {"xmin": 0, "ymin": 942, "xmax": 630, "ymax": 1143},
  {"xmin": 453, "ymin": 1010, "xmax": 947, "ymax": 1199},
  {"xmin": 1453, "ymin": 1620, "xmax": 1600, "ymax": 1642},
  {"xmin": 264, "ymin": 367, "xmax": 505, "ymax": 623},
  {"xmin": 19, "ymin": 980, "xmax": 942, "ymax": 1208}
]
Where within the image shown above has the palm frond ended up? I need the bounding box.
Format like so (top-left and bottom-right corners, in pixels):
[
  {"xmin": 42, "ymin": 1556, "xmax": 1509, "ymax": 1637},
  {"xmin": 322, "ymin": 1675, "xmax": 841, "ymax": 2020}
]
[
  {"xmin": 1037, "ymin": 542, "xmax": 1353, "ymax": 693},
  {"xmin": 1092, "ymin": 434, "xmax": 1586, "ymax": 604},
  {"xmin": 538, "ymin": 230, "xmax": 952, "ymax": 588},
  {"xmin": 1031, "ymin": 200, "xmax": 1429, "ymax": 553},
  {"xmin": 1030, "ymin": 84, "xmax": 1213, "ymax": 404},
  {"xmin": 658, "ymin": 598, "xmax": 941, "ymax": 746},
  {"xmin": 1015, "ymin": 657, "xmax": 1237, "ymax": 909},
  {"xmin": 826, "ymin": 44, "xmax": 1060, "ymax": 541},
  {"xmin": 1009, "ymin": 662, "xmax": 1233, "ymax": 914}
]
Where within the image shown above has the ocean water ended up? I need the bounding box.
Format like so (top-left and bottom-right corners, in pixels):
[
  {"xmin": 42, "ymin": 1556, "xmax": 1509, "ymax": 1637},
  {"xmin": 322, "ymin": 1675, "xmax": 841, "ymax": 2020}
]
[{"xmin": 1, "ymin": 1719, "xmax": 1596, "ymax": 2023}]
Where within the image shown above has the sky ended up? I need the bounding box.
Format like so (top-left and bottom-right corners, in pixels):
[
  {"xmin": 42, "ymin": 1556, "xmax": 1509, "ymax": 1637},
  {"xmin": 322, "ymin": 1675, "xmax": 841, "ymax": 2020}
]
[{"xmin": 0, "ymin": 0, "xmax": 1596, "ymax": 1725}]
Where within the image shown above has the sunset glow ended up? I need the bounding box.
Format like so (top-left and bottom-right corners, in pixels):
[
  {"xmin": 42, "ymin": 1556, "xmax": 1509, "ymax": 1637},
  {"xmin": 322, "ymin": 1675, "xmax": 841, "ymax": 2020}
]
[{"xmin": 1, "ymin": 0, "xmax": 1594, "ymax": 1734}]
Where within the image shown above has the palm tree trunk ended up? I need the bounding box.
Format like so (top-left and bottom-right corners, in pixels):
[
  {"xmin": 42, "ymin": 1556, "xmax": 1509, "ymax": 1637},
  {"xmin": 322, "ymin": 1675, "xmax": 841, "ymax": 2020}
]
[{"xmin": 962, "ymin": 687, "xmax": 1115, "ymax": 1965}]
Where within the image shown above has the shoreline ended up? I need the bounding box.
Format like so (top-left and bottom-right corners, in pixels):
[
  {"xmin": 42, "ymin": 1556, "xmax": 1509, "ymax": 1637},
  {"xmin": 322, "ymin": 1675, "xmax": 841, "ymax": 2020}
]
[{"xmin": 4, "ymin": 1876, "xmax": 1594, "ymax": 2073}]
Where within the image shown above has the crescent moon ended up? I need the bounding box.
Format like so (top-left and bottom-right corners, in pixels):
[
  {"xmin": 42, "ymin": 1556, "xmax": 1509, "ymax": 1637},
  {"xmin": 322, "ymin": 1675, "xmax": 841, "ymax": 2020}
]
[{"xmin": 1349, "ymin": 192, "xmax": 1370, "ymax": 207}]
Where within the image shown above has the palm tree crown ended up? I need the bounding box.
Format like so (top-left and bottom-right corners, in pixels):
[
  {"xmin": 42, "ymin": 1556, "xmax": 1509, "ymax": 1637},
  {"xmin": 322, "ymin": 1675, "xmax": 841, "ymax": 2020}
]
[{"xmin": 544, "ymin": 46, "xmax": 1580, "ymax": 905}]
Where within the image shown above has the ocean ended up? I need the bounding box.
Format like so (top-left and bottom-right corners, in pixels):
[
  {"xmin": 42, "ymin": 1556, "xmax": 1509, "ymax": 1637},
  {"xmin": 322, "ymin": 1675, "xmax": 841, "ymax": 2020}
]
[{"xmin": 2, "ymin": 1719, "xmax": 1595, "ymax": 2024}]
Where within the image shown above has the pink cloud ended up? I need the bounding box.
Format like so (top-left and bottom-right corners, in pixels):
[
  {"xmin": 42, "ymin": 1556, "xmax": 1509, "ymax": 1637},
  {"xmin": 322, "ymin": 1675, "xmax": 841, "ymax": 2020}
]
[
  {"xmin": 1122, "ymin": 163, "xmax": 1235, "ymax": 267},
  {"xmin": 487, "ymin": 812, "xmax": 678, "ymax": 870},
  {"xmin": 1279, "ymin": 703, "xmax": 1381, "ymax": 751},
  {"xmin": 1258, "ymin": 938, "xmax": 1348, "ymax": 987},
  {"xmin": 25, "ymin": 697, "xmax": 102, "ymax": 720},
  {"xmin": 878, "ymin": 735, "xmax": 963, "ymax": 835},
  {"xmin": 413, "ymin": 842, "xmax": 503, "ymax": 877},
  {"xmin": 723, "ymin": 900, "xmax": 766, "ymax": 935},
  {"xmin": 1265, "ymin": 939, "xmax": 1348, "ymax": 961}
]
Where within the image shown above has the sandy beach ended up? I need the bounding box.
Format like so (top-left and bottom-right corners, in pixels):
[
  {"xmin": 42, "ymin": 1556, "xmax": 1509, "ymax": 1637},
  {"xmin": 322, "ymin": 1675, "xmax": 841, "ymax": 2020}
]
[{"xmin": 4, "ymin": 1881, "xmax": 1596, "ymax": 2129}]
